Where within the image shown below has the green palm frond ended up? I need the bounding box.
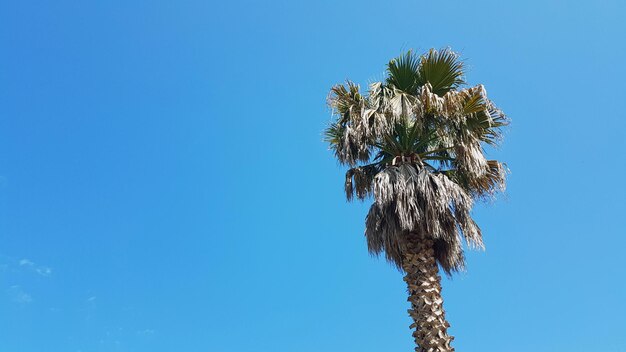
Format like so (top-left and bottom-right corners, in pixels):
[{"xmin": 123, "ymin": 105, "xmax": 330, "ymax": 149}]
[
  {"xmin": 416, "ymin": 48, "xmax": 465, "ymax": 96},
  {"xmin": 461, "ymin": 91, "xmax": 509, "ymax": 146},
  {"xmin": 323, "ymin": 122, "xmax": 344, "ymax": 152},
  {"xmin": 386, "ymin": 50, "xmax": 421, "ymax": 94},
  {"xmin": 328, "ymin": 81, "xmax": 364, "ymax": 124},
  {"xmin": 373, "ymin": 121, "xmax": 427, "ymax": 157}
]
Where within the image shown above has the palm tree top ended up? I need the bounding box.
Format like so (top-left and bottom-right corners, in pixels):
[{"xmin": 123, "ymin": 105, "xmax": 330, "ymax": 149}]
[
  {"xmin": 324, "ymin": 48, "xmax": 508, "ymax": 274},
  {"xmin": 386, "ymin": 49, "xmax": 465, "ymax": 96}
]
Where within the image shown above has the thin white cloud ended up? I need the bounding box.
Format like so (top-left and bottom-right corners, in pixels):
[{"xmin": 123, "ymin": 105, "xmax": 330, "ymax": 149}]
[
  {"xmin": 87, "ymin": 296, "xmax": 97, "ymax": 302},
  {"xmin": 19, "ymin": 259, "xmax": 34, "ymax": 266},
  {"xmin": 16, "ymin": 292, "xmax": 32, "ymax": 303},
  {"xmin": 7, "ymin": 285, "xmax": 32, "ymax": 304},
  {"xmin": 137, "ymin": 329, "xmax": 156, "ymax": 336},
  {"xmin": 15, "ymin": 258, "xmax": 52, "ymax": 276},
  {"xmin": 36, "ymin": 267, "xmax": 52, "ymax": 276}
]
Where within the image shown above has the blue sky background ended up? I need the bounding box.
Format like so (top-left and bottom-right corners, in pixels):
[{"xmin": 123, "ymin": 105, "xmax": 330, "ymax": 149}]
[{"xmin": 1, "ymin": 1, "xmax": 625, "ymax": 351}]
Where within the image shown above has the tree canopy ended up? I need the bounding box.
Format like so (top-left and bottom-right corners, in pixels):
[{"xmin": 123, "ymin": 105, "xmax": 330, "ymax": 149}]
[{"xmin": 325, "ymin": 49, "xmax": 508, "ymax": 273}]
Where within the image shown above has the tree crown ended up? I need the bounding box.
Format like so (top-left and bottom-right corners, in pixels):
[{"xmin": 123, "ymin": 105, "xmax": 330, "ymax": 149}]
[{"xmin": 325, "ymin": 48, "xmax": 508, "ymax": 273}]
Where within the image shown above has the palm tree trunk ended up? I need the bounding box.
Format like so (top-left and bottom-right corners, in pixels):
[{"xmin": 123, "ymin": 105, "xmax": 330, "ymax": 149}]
[{"xmin": 402, "ymin": 233, "xmax": 455, "ymax": 352}]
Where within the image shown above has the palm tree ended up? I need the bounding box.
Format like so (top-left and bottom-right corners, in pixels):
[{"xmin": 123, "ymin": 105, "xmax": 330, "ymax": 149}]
[{"xmin": 324, "ymin": 48, "xmax": 507, "ymax": 352}]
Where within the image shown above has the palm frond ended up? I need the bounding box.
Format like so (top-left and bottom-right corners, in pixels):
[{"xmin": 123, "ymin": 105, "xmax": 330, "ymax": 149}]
[
  {"xmin": 444, "ymin": 160, "xmax": 507, "ymax": 198},
  {"xmin": 323, "ymin": 122, "xmax": 344, "ymax": 151},
  {"xmin": 365, "ymin": 164, "xmax": 481, "ymax": 272},
  {"xmin": 460, "ymin": 85, "xmax": 509, "ymax": 146},
  {"xmin": 345, "ymin": 162, "xmax": 383, "ymax": 201},
  {"xmin": 386, "ymin": 50, "xmax": 421, "ymax": 94},
  {"xmin": 327, "ymin": 81, "xmax": 364, "ymax": 123},
  {"xmin": 325, "ymin": 81, "xmax": 371, "ymax": 166},
  {"xmin": 416, "ymin": 48, "xmax": 465, "ymax": 96}
]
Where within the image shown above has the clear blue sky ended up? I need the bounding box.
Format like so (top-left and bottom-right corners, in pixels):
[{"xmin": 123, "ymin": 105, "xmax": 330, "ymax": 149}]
[{"xmin": 1, "ymin": 1, "xmax": 625, "ymax": 351}]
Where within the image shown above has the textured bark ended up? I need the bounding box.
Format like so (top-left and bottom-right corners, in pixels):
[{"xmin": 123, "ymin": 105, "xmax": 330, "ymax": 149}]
[{"xmin": 402, "ymin": 233, "xmax": 455, "ymax": 352}]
